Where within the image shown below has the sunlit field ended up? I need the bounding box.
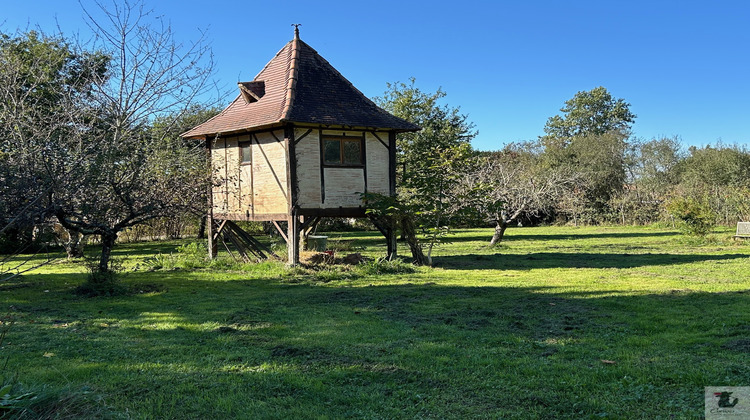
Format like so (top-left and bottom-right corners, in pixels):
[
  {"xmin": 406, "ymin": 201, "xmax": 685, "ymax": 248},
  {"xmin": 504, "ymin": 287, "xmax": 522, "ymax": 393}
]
[{"xmin": 2, "ymin": 225, "xmax": 749, "ymax": 418}]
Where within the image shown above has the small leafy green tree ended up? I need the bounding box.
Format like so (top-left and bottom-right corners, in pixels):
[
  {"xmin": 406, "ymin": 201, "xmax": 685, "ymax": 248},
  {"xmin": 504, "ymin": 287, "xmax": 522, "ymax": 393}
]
[
  {"xmin": 666, "ymin": 195, "xmax": 716, "ymax": 237},
  {"xmin": 675, "ymin": 144, "xmax": 750, "ymax": 225},
  {"xmin": 375, "ymin": 79, "xmax": 476, "ymax": 262}
]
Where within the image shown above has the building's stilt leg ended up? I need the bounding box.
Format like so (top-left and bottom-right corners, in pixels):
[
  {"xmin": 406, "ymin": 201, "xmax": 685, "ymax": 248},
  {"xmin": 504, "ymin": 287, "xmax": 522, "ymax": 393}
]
[
  {"xmin": 207, "ymin": 214, "xmax": 218, "ymax": 259},
  {"xmin": 205, "ymin": 136, "xmax": 217, "ymax": 259},
  {"xmin": 287, "ymin": 212, "xmax": 301, "ymax": 265}
]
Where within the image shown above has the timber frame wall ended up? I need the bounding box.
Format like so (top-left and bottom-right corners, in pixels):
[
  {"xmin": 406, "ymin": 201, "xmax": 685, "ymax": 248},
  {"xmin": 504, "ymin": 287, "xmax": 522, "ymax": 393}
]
[{"xmin": 206, "ymin": 123, "xmax": 398, "ymax": 264}]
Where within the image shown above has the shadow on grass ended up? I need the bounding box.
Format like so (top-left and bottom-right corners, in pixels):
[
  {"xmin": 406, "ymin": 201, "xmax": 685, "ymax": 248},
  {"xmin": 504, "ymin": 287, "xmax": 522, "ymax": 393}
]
[
  {"xmin": 442, "ymin": 230, "xmax": 681, "ymax": 244},
  {"xmin": 434, "ymin": 252, "xmax": 749, "ymax": 270},
  {"xmin": 7, "ymin": 275, "xmax": 750, "ymax": 418}
]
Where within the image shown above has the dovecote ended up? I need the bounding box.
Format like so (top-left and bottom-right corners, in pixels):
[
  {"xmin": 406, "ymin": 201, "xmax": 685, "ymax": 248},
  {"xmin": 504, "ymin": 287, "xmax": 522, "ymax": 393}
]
[{"xmin": 182, "ymin": 29, "xmax": 419, "ymax": 264}]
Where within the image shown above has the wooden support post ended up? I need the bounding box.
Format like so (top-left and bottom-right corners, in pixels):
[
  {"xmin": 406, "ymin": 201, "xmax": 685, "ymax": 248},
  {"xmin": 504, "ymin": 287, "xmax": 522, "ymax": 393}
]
[
  {"xmin": 287, "ymin": 212, "xmax": 301, "ymax": 265},
  {"xmin": 207, "ymin": 215, "xmax": 217, "ymax": 259},
  {"xmin": 206, "ymin": 136, "xmax": 218, "ymax": 259}
]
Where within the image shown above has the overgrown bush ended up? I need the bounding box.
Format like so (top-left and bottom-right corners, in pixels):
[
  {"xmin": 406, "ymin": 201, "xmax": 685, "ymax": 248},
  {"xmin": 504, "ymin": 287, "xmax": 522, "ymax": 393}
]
[
  {"xmin": 75, "ymin": 258, "xmax": 128, "ymax": 297},
  {"xmin": 666, "ymin": 196, "xmax": 716, "ymax": 237}
]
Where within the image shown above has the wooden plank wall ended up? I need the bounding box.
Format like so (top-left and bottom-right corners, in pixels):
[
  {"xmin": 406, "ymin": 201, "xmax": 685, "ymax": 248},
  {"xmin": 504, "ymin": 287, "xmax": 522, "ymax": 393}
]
[
  {"xmin": 211, "ymin": 129, "xmax": 289, "ymax": 218},
  {"xmin": 212, "ymin": 127, "xmax": 392, "ymax": 217},
  {"xmin": 365, "ymin": 132, "xmax": 389, "ymax": 195},
  {"xmin": 295, "ymin": 128, "xmax": 322, "ymax": 208},
  {"xmin": 250, "ymin": 130, "xmax": 288, "ymax": 215}
]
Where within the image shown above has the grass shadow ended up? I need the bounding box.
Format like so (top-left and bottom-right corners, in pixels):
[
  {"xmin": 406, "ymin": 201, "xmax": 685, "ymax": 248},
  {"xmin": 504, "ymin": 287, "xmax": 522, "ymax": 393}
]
[
  {"xmin": 435, "ymin": 252, "xmax": 749, "ymax": 270},
  {"xmin": 6, "ymin": 276, "xmax": 750, "ymax": 418}
]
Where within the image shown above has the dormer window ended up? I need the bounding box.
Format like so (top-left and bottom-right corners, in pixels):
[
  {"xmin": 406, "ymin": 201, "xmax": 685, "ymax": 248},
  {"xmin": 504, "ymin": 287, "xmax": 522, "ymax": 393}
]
[{"xmin": 238, "ymin": 81, "xmax": 265, "ymax": 104}]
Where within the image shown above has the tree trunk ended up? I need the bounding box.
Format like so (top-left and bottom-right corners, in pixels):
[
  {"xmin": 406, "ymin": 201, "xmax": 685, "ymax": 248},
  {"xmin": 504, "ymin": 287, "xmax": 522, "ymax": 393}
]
[
  {"xmin": 197, "ymin": 214, "xmax": 207, "ymax": 239},
  {"xmin": 401, "ymin": 216, "xmax": 428, "ymax": 265},
  {"xmin": 489, "ymin": 207, "xmax": 526, "ymax": 246},
  {"xmin": 64, "ymin": 229, "xmax": 86, "ymax": 259},
  {"xmin": 98, "ymin": 231, "xmax": 118, "ymax": 275},
  {"xmin": 368, "ymin": 215, "xmax": 398, "ymax": 261},
  {"xmin": 489, "ymin": 219, "xmax": 509, "ymax": 246}
]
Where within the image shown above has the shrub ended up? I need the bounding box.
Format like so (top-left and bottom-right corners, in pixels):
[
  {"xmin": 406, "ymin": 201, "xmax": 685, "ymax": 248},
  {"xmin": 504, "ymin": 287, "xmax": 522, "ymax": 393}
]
[
  {"xmin": 175, "ymin": 242, "xmax": 208, "ymax": 269},
  {"xmin": 143, "ymin": 241, "xmax": 208, "ymax": 271},
  {"xmin": 75, "ymin": 258, "xmax": 128, "ymax": 297},
  {"xmin": 666, "ymin": 196, "xmax": 716, "ymax": 237}
]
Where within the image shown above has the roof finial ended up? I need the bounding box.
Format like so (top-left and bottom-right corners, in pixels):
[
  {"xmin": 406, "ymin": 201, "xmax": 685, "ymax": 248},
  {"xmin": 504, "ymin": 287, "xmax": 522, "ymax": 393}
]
[{"xmin": 292, "ymin": 24, "xmax": 301, "ymax": 39}]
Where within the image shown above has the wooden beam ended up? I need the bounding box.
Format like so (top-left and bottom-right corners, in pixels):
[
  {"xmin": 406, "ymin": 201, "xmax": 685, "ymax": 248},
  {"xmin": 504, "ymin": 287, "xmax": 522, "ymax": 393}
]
[
  {"xmin": 388, "ymin": 131, "xmax": 397, "ymax": 197},
  {"xmin": 302, "ymin": 217, "xmax": 321, "ymax": 236},
  {"xmin": 297, "ymin": 207, "xmax": 367, "ymax": 218},
  {"xmin": 272, "ymin": 220, "xmax": 288, "ymax": 243},
  {"xmin": 223, "ymin": 137, "xmax": 229, "ymax": 213},
  {"xmin": 226, "ymin": 221, "xmax": 278, "ymax": 260},
  {"xmin": 370, "ymin": 131, "xmax": 389, "ymax": 150},
  {"xmin": 319, "ymin": 129, "xmax": 326, "ymax": 203},
  {"xmin": 293, "ymin": 128, "xmax": 313, "ymax": 146},
  {"xmin": 287, "ymin": 212, "xmax": 301, "ymax": 265},
  {"xmin": 362, "ymin": 132, "xmax": 367, "ymax": 193},
  {"xmin": 212, "ymin": 219, "xmax": 228, "ymax": 241},
  {"xmin": 213, "ymin": 212, "xmax": 290, "ymax": 222},
  {"xmin": 286, "ymin": 124, "xmax": 298, "ymax": 216},
  {"xmin": 206, "ymin": 136, "xmax": 217, "ymax": 259}
]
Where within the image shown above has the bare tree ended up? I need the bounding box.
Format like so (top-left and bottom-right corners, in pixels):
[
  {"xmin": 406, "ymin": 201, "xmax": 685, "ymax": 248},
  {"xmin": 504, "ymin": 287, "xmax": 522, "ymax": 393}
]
[
  {"xmin": 49, "ymin": 0, "xmax": 218, "ymax": 275},
  {"xmin": 0, "ymin": 29, "xmax": 107, "ymax": 279},
  {"xmin": 1, "ymin": 2, "xmax": 218, "ymax": 283},
  {"xmin": 460, "ymin": 143, "xmax": 575, "ymax": 245}
]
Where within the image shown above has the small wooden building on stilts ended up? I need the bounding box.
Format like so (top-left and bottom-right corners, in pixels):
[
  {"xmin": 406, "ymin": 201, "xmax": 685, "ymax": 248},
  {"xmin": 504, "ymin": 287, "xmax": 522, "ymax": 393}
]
[{"xmin": 181, "ymin": 27, "xmax": 420, "ymax": 264}]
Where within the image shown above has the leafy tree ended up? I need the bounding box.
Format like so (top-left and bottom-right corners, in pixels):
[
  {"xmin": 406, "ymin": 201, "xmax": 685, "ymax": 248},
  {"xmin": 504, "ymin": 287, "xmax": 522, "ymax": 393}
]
[
  {"xmin": 372, "ymin": 79, "xmax": 477, "ymax": 261},
  {"xmin": 630, "ymin": 136, "xmax": 684, "ymax": 188},
  {"xmin": 612, "ymin": 136, "xmax": 684, "ymax": 225},
  {"xmin": 540, "ymin": 87, "xmax": 635, "ymax": 221},
  {"xmin": 374, "ymin": 78, "xmax": 477, "ymax": 259},
  {"xmin": 542, "ymin": 86, "xmax": 636, "ymax": 146},
  {"xmin": 375, "ymin": 78, "xmax": 477, "ymax": 189},
  {"xmin": 678, "ymin": 144, "xmax": 750, "ymax": 190},
  {"xmin": 675, "ymin": 144, "xmax": 750, "ymax": 225}
]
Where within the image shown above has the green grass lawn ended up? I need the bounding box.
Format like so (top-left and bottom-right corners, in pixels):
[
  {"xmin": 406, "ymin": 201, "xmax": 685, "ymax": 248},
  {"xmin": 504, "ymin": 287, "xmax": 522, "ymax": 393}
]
[{"xmin": 2, "ymin": 225, "xmax": 750, "ymax": 419}]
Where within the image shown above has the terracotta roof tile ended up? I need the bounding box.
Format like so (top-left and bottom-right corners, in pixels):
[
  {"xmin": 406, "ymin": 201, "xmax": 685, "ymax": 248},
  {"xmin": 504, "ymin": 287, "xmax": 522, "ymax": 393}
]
[{"xmin": 182, "ymin": 35, "xmax": 419, "ymax": 138}]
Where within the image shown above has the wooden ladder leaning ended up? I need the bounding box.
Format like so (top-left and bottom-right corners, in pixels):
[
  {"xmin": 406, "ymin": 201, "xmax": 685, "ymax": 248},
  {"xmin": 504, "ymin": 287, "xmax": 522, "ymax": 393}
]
[{"xmin": 213, "ymin": 220, "xmax": 279, "ymax": 262}]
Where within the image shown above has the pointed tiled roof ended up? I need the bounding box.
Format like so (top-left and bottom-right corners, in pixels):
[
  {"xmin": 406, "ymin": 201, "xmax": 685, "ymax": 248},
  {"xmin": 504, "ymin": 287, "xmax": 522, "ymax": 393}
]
[{"xmin": 181, "ymin": 33, "xmax": 420, "ymax": 139}]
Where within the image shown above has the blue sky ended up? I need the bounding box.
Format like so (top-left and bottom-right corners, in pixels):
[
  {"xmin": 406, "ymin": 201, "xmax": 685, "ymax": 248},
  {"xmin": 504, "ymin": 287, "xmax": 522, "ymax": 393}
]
[{"xmin": 3, "ymin": 0, "xmax": 749, "ymax": 150}]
